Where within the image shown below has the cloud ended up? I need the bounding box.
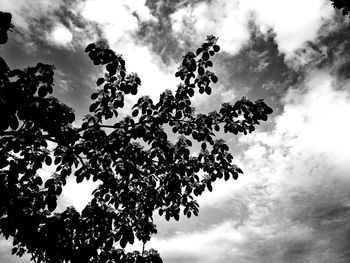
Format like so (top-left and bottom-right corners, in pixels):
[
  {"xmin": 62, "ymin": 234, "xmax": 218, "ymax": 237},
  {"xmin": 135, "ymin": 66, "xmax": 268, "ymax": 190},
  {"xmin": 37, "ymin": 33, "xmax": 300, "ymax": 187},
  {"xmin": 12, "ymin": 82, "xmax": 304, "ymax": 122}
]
[
  {"xmin": 0, "ymin": 0, "xmax": 63, "ymax": 31},
  {"xmin": 47, "ymin": 24, "xmax": 73, "ymax": 47},
  {"xmin": 0, "ymin": 238, "xmax": 30, "ymax": 263},
  {"xmin": 170, "ymin": 0, "xmax": 333, "ymax": 58},
  {"xmin": 80, "ymin": 0, "xmax": 157, "ymax": 44},
  {"xmin": 149, "ymin": 221, "xmax": 245, "ymax": 263},
  {"xmin": 151, "ymin": 69, "xmax": 350, "ymax": 262},
  {"xmin": 80, "ymin": 0, "xmax": 179, "ymax": 107}
]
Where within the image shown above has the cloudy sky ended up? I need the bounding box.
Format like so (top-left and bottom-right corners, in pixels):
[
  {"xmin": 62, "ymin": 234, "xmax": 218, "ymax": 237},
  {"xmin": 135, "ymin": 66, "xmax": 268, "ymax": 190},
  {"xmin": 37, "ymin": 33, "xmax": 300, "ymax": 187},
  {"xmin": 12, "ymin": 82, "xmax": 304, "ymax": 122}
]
[{"xmin": 1, "ymin": 0, "xmax": 350, "ymax": 262}]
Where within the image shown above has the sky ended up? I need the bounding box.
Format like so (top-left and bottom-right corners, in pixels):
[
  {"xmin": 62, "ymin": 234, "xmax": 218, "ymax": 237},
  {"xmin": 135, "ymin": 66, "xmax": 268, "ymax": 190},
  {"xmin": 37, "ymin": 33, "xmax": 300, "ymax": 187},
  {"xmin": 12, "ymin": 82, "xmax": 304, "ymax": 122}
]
[{"xmin": 1, "ymin": 0, "xmax": 350, "ymax": 262}]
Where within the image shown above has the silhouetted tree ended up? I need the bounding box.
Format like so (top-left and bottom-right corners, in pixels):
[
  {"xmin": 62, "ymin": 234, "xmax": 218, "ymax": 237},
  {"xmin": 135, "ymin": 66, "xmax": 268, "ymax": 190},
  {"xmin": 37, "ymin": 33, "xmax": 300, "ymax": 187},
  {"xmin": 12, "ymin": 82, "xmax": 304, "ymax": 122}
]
[
  {"xmin": 0, "ymin": 11, "xmax": 273, "ymax": 263},
  {"xmin": 330, "ymin": 0, "xmax": 350, "ymax": 17}
]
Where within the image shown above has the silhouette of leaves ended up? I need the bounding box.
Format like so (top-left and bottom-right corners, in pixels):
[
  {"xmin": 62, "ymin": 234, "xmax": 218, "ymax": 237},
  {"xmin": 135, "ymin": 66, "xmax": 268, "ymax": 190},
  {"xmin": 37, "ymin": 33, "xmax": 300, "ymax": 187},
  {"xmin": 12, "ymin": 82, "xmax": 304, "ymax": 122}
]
[
  {"xmin": 330, "ymin": 0, "xmax": 350, "ymax": 17},
  {"xmin": 0, "ymin": 13, "xmax": 273, "ymax": 263}
]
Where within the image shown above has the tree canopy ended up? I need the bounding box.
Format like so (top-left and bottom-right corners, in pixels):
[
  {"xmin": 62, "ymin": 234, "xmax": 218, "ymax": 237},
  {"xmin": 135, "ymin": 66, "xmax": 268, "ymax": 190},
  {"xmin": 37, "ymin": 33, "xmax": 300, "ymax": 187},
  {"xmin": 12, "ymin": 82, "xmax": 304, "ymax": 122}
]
[
  {"xmin": 0, "ymin": 11, "xmax": 273, "ymax": 263},
  {"xmin": 330, "ymin": 0, "xmax": 350, "ymax": 17}
]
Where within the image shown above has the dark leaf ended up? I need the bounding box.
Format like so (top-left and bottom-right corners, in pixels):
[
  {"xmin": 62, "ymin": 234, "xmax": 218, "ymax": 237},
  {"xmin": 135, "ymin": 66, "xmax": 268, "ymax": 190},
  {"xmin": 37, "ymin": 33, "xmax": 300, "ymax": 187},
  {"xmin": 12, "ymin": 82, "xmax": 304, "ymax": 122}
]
[
  {"xmin": 202, "ymin": 52, "xmax": 209, "ymax": 61},
  {"xmin": 96, "ymin": 78, "xmax": 105, "ymax": 86},
  {"xmin": 232, "ymin": 172, "xmax": 238, "ymax": 180},
  {"xmin": 205, "ymin": 61, "xmax": 213, "ymax": 67},
  {"xmin": 213, "ymin": 45, "xmax": 220, "ymax": 52},
  {"xmin": 47, "ymin": 196, "xmax": 57, "ymax": 212},
  {"xmin": 198, "ymin": 67, "xmax": 204, "ymax": 76},
  {"xmin": 211, "ymin": 75, "xmax": 218, "ymax": 83},
  {"xmin": 45, "ymin": 156, "xmax": 52, "ymax": 166},
  {"xmin": 205, "ymin": 86, "xmax": 212, "ymax": 95},
  {"xmin": 132, "ymin": 109, "xmax": 139, "ymax": 117},
  {"xmin": 34, "ymin": 176, "xmax": 43, "ymax": 186},
  {"xmin": 91, "ymin": 92, "xmax": 99, "ymax": 100},
  {"xmin": 85, "ymin": 43, "xmax": 95, "ymax": 53},
  {"xmin": 9, "ymin": 116, "xmax": 19, "ymax": 130},
  {"xmin": 89, "ymin": 102, "xmax": 98, "ymax": 112},
  {"xmin": 265, "ymin": 106, "xmax": 273, "ymax": 114},
  {"xmin": 38, "ymin": 86, "xmax": 48, "ymax": 97}
]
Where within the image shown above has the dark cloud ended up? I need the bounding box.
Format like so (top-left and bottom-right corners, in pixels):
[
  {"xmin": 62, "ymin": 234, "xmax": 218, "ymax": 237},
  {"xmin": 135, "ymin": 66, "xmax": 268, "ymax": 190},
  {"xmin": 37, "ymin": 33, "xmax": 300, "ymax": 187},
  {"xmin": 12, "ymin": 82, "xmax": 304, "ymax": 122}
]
[
  {"xmin": 164, "ymin": 253, "xmax": 200, "ymax": 263},
  {"xmin": 292, "ymin": 13, "xmax": 350, "ymax": 82},
  {"xmin": 155, "ymin": 198, "xmax": 249, "ymax": 238},
  {"xmin": 0, "ymin": 27, "xmax": 102, "ymax": 121},
  {"xmin": 215, "ymin": 22, "xmax": 303, "ymax": 103},
  {"xmin": 137, "ymin": 0, "xmax": 210, "ymax": 64}
]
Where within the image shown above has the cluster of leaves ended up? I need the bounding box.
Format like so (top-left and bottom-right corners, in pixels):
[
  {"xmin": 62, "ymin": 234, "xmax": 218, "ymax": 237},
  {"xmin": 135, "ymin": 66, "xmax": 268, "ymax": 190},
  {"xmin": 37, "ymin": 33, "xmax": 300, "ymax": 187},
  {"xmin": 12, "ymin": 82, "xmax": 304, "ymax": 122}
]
[
  {"xmin": 330, "ymin": 0, "xmax": 350, "ymax": 17},
  {"xmin": 0, "ymin": 11, "xmax": 13, "ymax": 44},
  {"xmin": 0, "ymin": 11, "xmax": 273, "ymax": 263}
]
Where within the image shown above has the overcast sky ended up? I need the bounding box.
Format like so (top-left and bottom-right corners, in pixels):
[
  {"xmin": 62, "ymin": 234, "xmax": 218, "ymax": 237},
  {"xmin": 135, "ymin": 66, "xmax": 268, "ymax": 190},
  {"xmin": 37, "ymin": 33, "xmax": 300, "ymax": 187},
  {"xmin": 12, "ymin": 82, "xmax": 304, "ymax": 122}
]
[{"xmin": 1, "ymin": 0, "xmax": 350, "ymax": 262}]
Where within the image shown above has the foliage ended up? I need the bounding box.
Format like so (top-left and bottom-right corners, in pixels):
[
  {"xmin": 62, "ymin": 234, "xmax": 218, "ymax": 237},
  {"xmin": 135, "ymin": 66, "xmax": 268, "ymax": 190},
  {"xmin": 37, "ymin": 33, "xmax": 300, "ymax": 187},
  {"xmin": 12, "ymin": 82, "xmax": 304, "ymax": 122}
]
[
  {"xmin": 0, "ymin": 11, "xmax": 273, "ymax": 263},
  {"xmin": 330, "ymin": 0, "xmax": 350, "ymax": 17}
]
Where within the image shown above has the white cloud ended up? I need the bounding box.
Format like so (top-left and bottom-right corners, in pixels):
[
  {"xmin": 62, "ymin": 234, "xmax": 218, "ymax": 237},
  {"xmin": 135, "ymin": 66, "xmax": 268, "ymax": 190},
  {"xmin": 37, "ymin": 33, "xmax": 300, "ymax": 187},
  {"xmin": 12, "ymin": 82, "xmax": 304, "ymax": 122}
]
[
  {"xmin": 154, "ymin": 70, "xmax": 350, "ymax": 262},
  {"xmin": 48, "ymin": 24, "xmax": 73, "ymax": 47},
  {"xmin": 80, "ymin": 0, "xmax": 157, "ymax": 44},
  {"xmin": 60, "ymin": 177, "xmax": 100, "ymax": 212},
  {"xmin": 0, "ymin": 0, "xmax": 63, "ymax": 30},
  {"xmin": 115, "ymin": 42, "xmax": 178, "ymax": 103},
  {"xmin": 150, "ymin": 221, "xmax": 245, "ymax": 263},
  {"xmin": 80, "ymin": 0, "xmax": 178, "ymax": 106},
  {"xmin": 170, "ymin": 0, "xmax": 333, "ymax": 58}
]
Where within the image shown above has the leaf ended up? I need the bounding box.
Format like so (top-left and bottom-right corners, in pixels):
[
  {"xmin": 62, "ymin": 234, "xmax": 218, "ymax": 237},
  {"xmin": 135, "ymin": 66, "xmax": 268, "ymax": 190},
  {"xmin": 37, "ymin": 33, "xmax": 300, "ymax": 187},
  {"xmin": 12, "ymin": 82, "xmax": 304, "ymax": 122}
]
[
  {"xmin": 44, "ymin": 178, "xmax": 54, "ymax": 188},
  {"xmin": 96, "ymin": 78, "xmax": 105, "ymax": 86},
  {"xmin": 232, "ymin": 172, "xmax": 238, "ymax": 180},
  {"xmin": 207, "ymin": 183, "xmax": 212, "ymax": 192},
  {"xmin": 127, "ymin": 226, "xmax": 134, "ymax": 244},
  {"xmin": 205, "ymin": 86, "xmax": 212, "ymax": 95},
  {"xmin": 90, "ymin": 92, "xmax": 99, "ymax": 100},
  {"xmin": 205, "ymin": 61, "xmax": 213, "ymax": 67},
  {"xmin": 56, "ymin": 185, "xmax": 62, "ymax": 195},
  {"xmin": 120, "ymin": 237, "xmax": 127, "ymax": 248},
  {"xmin": 47, "ymin": 196, "xmax": 57, "ymax": 212},
  {"xmin": 201, "ymin": 142, "xmax": 207, "ymax": 151},
  {"xmin": 175, "ymin": 111, "xmax": 182, "ymax": 119},
  {"xmin": 236, "ymin": 168, "xmax": 243, "ymax": 174},
  {"xmin": 9, "ymin": 116, "xmax": 19, "ymax": 130},
  {"xmin": 132, "ymin": 109, "xmax": 139, "ymax": 117},
  {"xmin": 202, "ymin": 52, "xmax": 209, "ymax": 61},
  {"xmin": 211, "ymin": 75, "xmax": 218, "ymax": 83},
  {"xmin": 34, "ymin": 176, "xmax": 43, "ymax": 186},
  {"xmin": 130, "ymin": 87, "xmax": 137, "ymax": 95},
  {"xmin": 38, "ymin": 85, "xmax": 48, "ymax": 97},
  {"xmin": 89, "ymin": 102, "xmax": 98, "ymax": 112},
  {"xmin": 85, "ymin": 43, "xmax": 96, "ymax": 53},
  {"xmin": 45, "ymin": 156, "xmax": 52, "ymax": 166},
  {"xmin": 265, "ymin": 106, "xmax": 273, "ymax": 114},
  {"xmin": 196, "ymin": 47, "xmax": 202, "ymax": 56},
  {"xmin": 198, "ymin": 67, "xmax": 204, "ymax": 76},
  {"xmin": 224, "ymin": 171, "xmax": 230, "ymax": 181},
  {"xmin": 213, "ymin": 44, "xmax": 220, "ymax": 52}
]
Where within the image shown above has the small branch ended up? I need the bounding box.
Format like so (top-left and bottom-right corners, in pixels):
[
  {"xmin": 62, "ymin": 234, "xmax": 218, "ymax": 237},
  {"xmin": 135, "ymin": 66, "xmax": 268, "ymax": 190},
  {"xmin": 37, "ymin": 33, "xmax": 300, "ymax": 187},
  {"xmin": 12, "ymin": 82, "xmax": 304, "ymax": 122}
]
[{"xmin": 31, "ymin": 253, "xmax": 37, "ymax": 263}]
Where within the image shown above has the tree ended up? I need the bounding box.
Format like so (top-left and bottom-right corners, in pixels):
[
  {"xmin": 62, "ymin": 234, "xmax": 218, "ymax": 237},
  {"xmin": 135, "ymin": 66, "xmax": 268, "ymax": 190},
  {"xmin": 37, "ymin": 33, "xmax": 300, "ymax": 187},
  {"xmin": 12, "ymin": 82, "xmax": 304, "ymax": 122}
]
[
  {"xmin": 0, "ymin": 11, "xmax": 273, "ymax": 263},
  {"xmin": 330, "ymin": 0, "xmax": 350, "ymax": 17}
]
